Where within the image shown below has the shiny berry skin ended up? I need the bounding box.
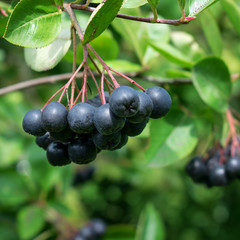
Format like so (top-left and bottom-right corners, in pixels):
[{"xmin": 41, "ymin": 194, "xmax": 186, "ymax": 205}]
[
  {"xmin": 22, "ymin": 109, "xmax": 46, "ymax": 136},
  {"xmin": 208, "ymin": 165, "xmax": 228, "ymax": 186},
  {"xmin": 146, "ymin": 86, "xmax": 172, "ymax": 119},
  {"xmin": 36, "ymin": 132, "xmax": 53, "ymax": 150},
  {"xmin": 41, "ymin": 101, "xmax": 68, "ymax": 132},
  {"xmin": 46, "ymin": 141, "xmax": 70, "ymax": 166},
  {"xmin": 109, "ymin": 86, "xmax": 140, "ymax": 117},
  {"xmin": 225, "ymin": 157, "xmax": 240, "ymax": 178}
]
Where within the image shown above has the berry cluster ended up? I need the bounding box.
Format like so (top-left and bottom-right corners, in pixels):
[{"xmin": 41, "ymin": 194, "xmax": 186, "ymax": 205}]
[
  {"xmin": 186, "ymin": 144, "xmax": 240, "ymax": 187},
  {"xmin": 22, "ymin": 86, "xmax": 171, "ymax": 166},
  {"xmin": 73, "ymin": 219, "xmax": 106, "ymax": 240}
]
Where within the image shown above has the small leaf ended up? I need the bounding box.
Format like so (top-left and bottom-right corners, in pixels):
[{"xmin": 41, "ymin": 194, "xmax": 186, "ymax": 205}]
[
  {"xmin": 188, "ymin": 0, "xmax": 218, "ymax": 17},
  {"xmin": 146, "ymin": 110, "xmax": 198, "ymax": 167},
  {"xmin": 199, "ymin": 10, "xmax": 222, "ymax": 56},
  {"xmin": 178, "ymin": 0, "xmax": 186, "ymax": 10},
  {"xmin": 83, "ymin": 0, "xmax": 124, "ymax": 44},
  {"xmin": 149, "ymin": 42, "xmax": 193, "ymax": 68},
  {"xmin": 136, "ymin": 204, "xmax": 165, "ymax": 240},
  {"xmin": 0, "ymin": 14, "xmax": 9, "ymax": 37},
  {"xmin": 123, "ymin": 0, "xmax": 148, "ymax": 8},
  {"xmin": 24, "ymin": 12, "xmax": 72, "ymax": 72},
  {"xmin": 17, "ymin": 205, "xmax": 45, "ymax": 240},
  {"xmin": 54, "ymin": 0, "xmax": 63, "ymax": 7},
  {"xmin": 192, "ymin": 57, "xmax": 231, "ymax": 113},
  {"xmin": 105, "ymin": 59, "xmax": 142, "ymax": 72},
  {"xmin": 4, "ymin": 0, "xmax": 62, "ymax": 48},
  {"xmin": 221, "ymin": 0, "xmax": 240, "ymax": 36},
  {"xmin": 147, "ymin": 0, "xmax": 160, "ymax": 8}
]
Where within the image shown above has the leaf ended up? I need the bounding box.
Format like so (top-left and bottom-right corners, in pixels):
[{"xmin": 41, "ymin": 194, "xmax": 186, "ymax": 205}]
[
  {"xmin": 145, "ymin": 110, "xmax": 198, "ymax": 167},
  {"xmin": 0, "ymin": 171, "xmax": 30, "ymax": 206},
  {"xmin": 178, "ymin": 0, "xmax": 186, "ymax": 10},
  {"xmin": 83, "ymin": 0, "xmax": 124, "ymax": 44},
  {"xmin": 54, "ymin": 0, "xmax": 63, "ymax": 7},
  {"xmin": 24, "ymin": 12, "xmax": 72, "ymax": 71},
  {"xmin": 221, "ymin": 0, "xmax": 240, "ymax": 36},
  {"xmin": 105, "ymin": 59, "xmax": 142, "ymax": 72},
  {"xmin": 199, "ymin": 10, "xmax": 222, "ymax": 56},
  {"xmin": 188, "ymin": 0, "xmax": 219, "ymax": 17},
  {"xmin": 123, "ymin": 0, "xmax": 148, "ymax": 8},
  {"xmin": 0, "ymin": 15, "xmax": 9, "ymax": 37},
  {"xmin": 147, "ymin": 0, "xmax": 160, "ymax": 8},
  {"xmin": 192, "ymin": 57, "xmax": 231, "ymax": 113},
  {"xmin": 4, "ymin": 0, "xmax": 62, "ymax": 48},
  {"xmin": 135, "ymin": 204, "xmax": 165, "ymax": 240},
  {"xmin": 17, "ymin": 205, "xmax": 45, "ymax": 240},
  {"xmin": 149, "ymin": 42, "xmax": 193, "ymax": 68}
]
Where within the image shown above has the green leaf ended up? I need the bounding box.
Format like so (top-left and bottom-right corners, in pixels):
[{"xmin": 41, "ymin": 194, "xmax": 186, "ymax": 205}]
[
  {"xmin": 199, "ymin": 10, "xmax": 222, "ymax": 56},
  {"xmin": 0, "ymin": 15, "xmax": 9, "ymax": 37},
  {"xmin": 0, "ymin": 171, "xmax": 30, "ymax": 206},
  {"xmin": 192, "ymin": 57, "xmax": 231, "ymax": 113},
  {"xmin": 17, "ymin": 205, "xmax": 45, "ymax": 240},
  {"xmin": 24, "ymin": 12, "xmax": 72, "ymax": 71},
  {"xmin": 105, "ymin": 59, "xmax": 142, "ymax": 72},
  {"xmin": 221, "ymin": 0, "xmax": 240, "ymax": 36},
  {"xmin": 4, "ymin": 0, "xmax": 62, "ymax": 48},
  {"xmin": 83, "ymin": 0, "xmax": 124, "ymax": 44},
  {"xmin": 188, "ymin": 0, "xmax": 218, "ymax": 17},
  {"xmin": 54, "ymin": 0, "xmax": 63, "ymax": 7},
  {"xmin": 147, "ymin": 0, "xmax": 160, "ymax": 8},
  {"xmin": 123, "ymin": 0, "xmax": 148, "ymax": 8},
  {"xmin": 178, "ymin": 0, "xmax": 186, "ymax": 10},
  {"xmin": 149, "ymin": 42, "xmax": 193, "ymax": 68},
  {"xmin": 145, "ymin": 110, "xmax": 198, "ymax": 167},
  {"xmin": 135, "ymin": 204, "xmax": 165, "ymax": 240}
]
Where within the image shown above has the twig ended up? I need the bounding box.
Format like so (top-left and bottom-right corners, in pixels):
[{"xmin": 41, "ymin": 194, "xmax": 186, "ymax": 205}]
[{"xmin": 70, "ymin": 4, "xmax": 194, "ymax": 25}]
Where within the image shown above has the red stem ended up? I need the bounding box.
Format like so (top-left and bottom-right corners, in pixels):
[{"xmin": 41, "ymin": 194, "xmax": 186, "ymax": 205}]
[{"xmin": 101, "ymin": 69, "xmax": 106, "ymax": 105}]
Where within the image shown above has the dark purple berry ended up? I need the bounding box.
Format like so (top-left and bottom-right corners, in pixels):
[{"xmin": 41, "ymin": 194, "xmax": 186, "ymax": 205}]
[
  {"xmin": 127, "ymin": 91, "xmax": 153, "ymax": 123},
  {"xmin": 122, "ymin": 119, "xmax": 148, "ymax": 137},
  {"xmin": 112, "ymin": 133, "xmax": 128, "ymax": 150},
  {"xmin": 109, "ymin": 86, "xmax": 139, "ymax": 117},
  {"xmin": 42, "ymin": 101, "xmax": 68, "ymax": 132},
  {"xmin": 22, "ymin": 109, "xmax": 46, "ymax": 136},
  {"xmin": 68, "ymin": 138, "xmax": 97, "ymax": 164},
  {"xmin": 225, "ymin": 157, "xmax": 240, "ymax": 178},
  {"xmin": 146, "ymin": 86, "xmax": 171, "ymax": 119},
  {"xmin": 46, "ymin": 141, "xmax": 70, "ymax": 166},
  {"xmin": 50, "ymin": 126, "xmax": 75, "ymax": 143},
  {"xmin": 91, "ymin": 219, "xmax": 106, "ymax": 237},
  {"xmin": 208, "ymin": 164, "xmax": 228, "ymax": 186},
  {"xmin": 68, "ymin": 103, "xmax": 96, "ymax": 134},
  {"xmin": 36, "ymin": 132, "xmax": 53, "ymax": 150},
  {"xmin": 94, "ymin": 103, "xmax": 125, "ymax": 135}
]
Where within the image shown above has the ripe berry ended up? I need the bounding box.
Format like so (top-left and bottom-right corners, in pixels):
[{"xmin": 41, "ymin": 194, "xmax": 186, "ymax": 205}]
[
  {"xmin": 22, "ymin": 109, "xmax": 46, "ymax": 136},
  {"xmin": 88, "ymin": 92, "xmax": 109, "ymax": 107},
  {"xmin": 185, "ymin": 156, "xmax": 207, "ymax": 182},
  {"xmin": 146, "ymin": 86, "xmax": 172, "ymax": 118},
  {"xmin": 46, "ymin": 141, "xmax": 70, "ymax": 166},
  {"xmin": 36, "ymin": 132, "xmax": 53, "ymax": 150},
  {"xmin": 77, "ymin": 226, "xmax": 94, "ymax": 240},
  {"xmin": 68, "ymin": 103, "xmax": 96, "ymax": 134},
  {"xmin": 68, "ymin": 138, "xmax": 97, "ymax": 164},
  {"xmin": 113, "ymin": 133, "xmax": 128, "ymax": 150},
  {"xmin": 94, "ymin": 103, "xmax": 125, "ymax": 135},
  {"xmin": 127, "ymin": 91, "xmax": 153, "ymax": 123},
  {"xmin": 208, "ymin": 165, "xmax": 228, "ymax": 186},
  {"xmin": 50, "ymin": 126, "xmax": 75, "ymax": 143},
  {"xmin": 92, "ymin": 131, "xmax": 121, "ymax": 150},
  {"xmin": 41, "ymin": 101, "xmax": 68, "ymax": 132},
  {"xmin": 109, "ymin": 86, "xmax": 139, "ymax": 117},
  {"xmin": 122, "ymin": 119, "xmax": 148, "ymax": 137},
  {"xmin": 225, "ymin": 157, "xmax": 240, "ymax": 178}
]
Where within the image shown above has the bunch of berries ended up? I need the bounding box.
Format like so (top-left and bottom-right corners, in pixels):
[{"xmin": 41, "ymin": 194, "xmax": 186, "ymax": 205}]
[
  {"xmin": 73, "ymin": 219, "xmax": 106, "ymax": 240},
  {"xmin": 185, "ymin": 143, "xmax": 240, "ymax": 187},
  {"xmin": 22, "ymin": 86, "xmax": 171, "ymax": 167}
]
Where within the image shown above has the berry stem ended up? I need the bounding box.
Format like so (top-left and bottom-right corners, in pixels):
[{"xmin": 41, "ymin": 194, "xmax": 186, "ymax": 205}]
[
  {"xmin": 226, "ymin": 109, "xmax": 239, "ymax": 157},
  {"xmin": 110, "ymin": 68, "xmax": 145, "ymax": 91},
  {"xmin": 101, "ymin": 69, "xmax": 106, "ymax": 104}
]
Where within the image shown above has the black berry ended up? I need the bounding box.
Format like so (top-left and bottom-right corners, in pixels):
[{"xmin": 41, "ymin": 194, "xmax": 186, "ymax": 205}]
[
  {"xmin": 146, "ymin": 86, "xmax": 171, "ymax": 119},
  {"xmin": 36, "ymin": 132, "xmax": 53, "ymax": 150},
  {"xmin": 109, "ymin": 86, "xmax": 139, "ymax": 117},
  {"xmin": 41, "ymin": 101, "xmax": 68, "ymax": 132},
  {"xmin": 22, "ymin": 109, "xmax": 46, "ymax": 136},
  {"xmin": 122, "ymin": 119, "xmax": 148, "ymax": 137}
]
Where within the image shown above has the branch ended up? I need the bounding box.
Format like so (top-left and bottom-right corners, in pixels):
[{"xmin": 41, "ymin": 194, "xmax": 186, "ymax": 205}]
[
  {"xmin": 70, "ymin": 4, "xmax": 195, "ymax": 25},
  {"xmin": 0, "ymin": 72, "xmax": 191, "ymax": 96}
]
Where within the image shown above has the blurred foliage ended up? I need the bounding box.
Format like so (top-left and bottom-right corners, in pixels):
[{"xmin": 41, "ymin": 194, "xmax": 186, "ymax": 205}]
[{"xmin": 0, "ymin": 0, "xmax": 240, "ymax": 240}]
